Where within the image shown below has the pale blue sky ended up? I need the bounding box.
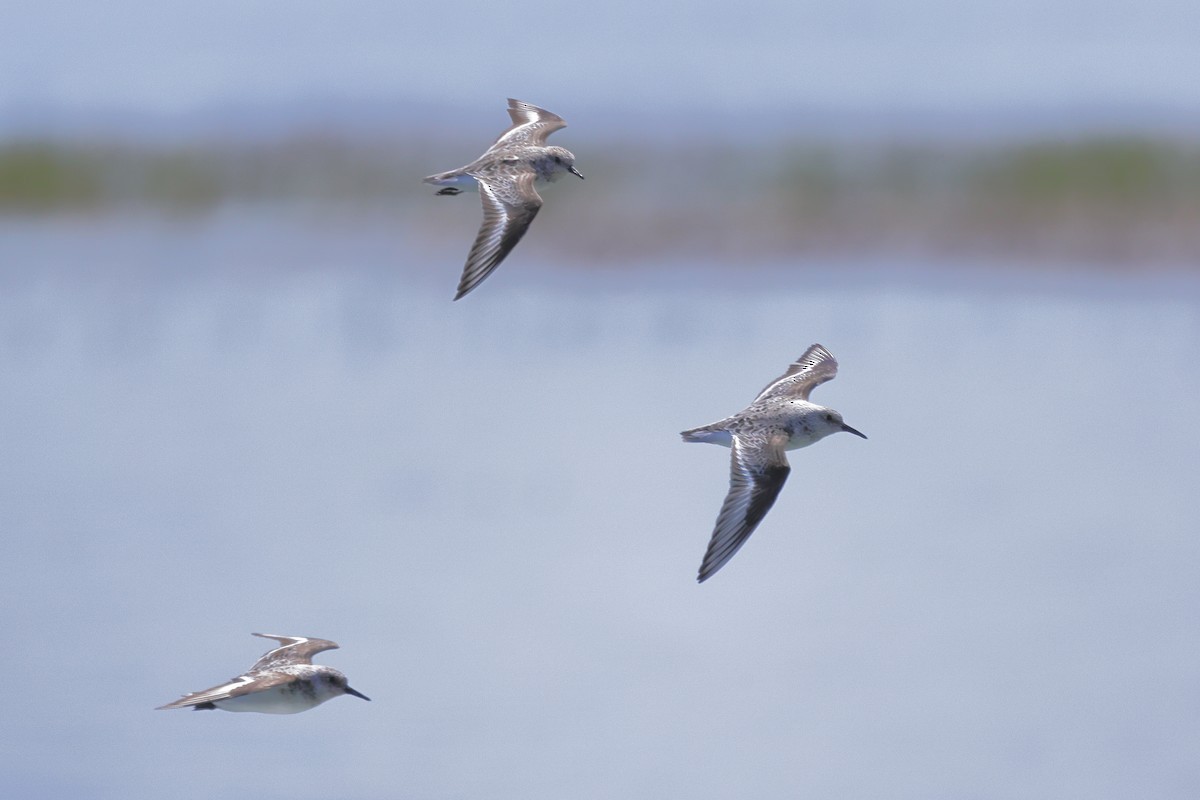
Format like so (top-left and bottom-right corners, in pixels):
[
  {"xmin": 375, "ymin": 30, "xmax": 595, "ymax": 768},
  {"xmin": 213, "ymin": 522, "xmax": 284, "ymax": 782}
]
[{"xmin": 6, "ymin": 0, "xmax": 1200, "ymax": 114}]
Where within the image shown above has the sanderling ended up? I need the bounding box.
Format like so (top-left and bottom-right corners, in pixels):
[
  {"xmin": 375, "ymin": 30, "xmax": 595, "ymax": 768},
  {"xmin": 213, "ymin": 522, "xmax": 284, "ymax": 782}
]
[
  {"xmin": 424, "ymin": 98, "xmax": 584, "ymax": 300},
  {"xmin": 157, "ymin": 633, "xmax": 370, "ymax": 714},
  {"xmin": 681, "ymin": 344, "xmax": 867, "ymax": 583}
]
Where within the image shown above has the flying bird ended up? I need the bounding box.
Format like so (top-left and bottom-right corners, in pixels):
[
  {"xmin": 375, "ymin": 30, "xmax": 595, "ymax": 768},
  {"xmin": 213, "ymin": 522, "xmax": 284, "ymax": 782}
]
[
  {"xmin": 681, "ymin": 344, "xmax": 867, "ymax": 583},
  {"xmin": 157, "ymin": 633, "xmax": 370, "ymax": 714},
  {"xmin": 424, "ymin": 98, "xmax": 584, "ymax": 300}
]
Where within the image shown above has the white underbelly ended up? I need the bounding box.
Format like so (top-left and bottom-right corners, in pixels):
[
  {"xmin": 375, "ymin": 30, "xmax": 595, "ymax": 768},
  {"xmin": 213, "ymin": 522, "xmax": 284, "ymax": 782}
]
[{"xmin": 215, "ymin": 690, "xmax": 321, "ymax": 714}]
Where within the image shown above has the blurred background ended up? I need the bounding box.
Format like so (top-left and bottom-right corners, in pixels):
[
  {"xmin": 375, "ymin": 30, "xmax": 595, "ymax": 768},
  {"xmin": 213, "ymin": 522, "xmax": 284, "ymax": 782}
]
[{"xmin": 3, "ymin": 2, "xmax": 1199, "ymax": 799}]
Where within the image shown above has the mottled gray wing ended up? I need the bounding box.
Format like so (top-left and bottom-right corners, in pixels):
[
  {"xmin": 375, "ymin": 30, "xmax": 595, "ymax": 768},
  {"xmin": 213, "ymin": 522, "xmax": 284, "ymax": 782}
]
[
  {"xmin": 455, "ymin": 172, "xmax": 542, "ymax": 300},
  {"xmin": 752, "ymin": 344, "xmax": 839, "ymax": 403},
  {"xmin": 248, "ymin": 633, "xmax": 340, "ymax": 671},
  {"xmin": 155, "ymin": 672, "xmax": 299, "ymax": 710},
  {"xmin": 697, "ymin": 431, "xmax": 792, "ymax": 583},
  {"xmin": 491, "ymin": 98, "xmax": 568, "ymax": 147}
]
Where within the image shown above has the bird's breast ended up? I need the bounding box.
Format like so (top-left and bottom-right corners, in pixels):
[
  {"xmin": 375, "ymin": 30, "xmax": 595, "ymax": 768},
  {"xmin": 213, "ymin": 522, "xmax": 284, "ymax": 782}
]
[{"xmin": 213, "ymin": 687, "xmax": 322, "ymax": 714}]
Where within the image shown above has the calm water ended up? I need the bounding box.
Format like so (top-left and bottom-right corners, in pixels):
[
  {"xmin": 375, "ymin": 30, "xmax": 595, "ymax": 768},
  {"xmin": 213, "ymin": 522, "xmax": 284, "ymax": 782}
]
[{"xmin": 2, "ymin": 213, "xmax": 1199, "ymax": 800}]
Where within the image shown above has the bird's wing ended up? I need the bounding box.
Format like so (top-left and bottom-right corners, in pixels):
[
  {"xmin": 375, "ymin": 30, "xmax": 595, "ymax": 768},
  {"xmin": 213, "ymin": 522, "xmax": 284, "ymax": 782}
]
[
  {"xmin": 752, "ymin": 344, "xmax": 839, "ymax": 403},
  {"xmin": 454, "ymin": 171, "xmax": 542, "ymax": 300},
  {"xmin": 696, "ymin": 430, "xmax": 792, "ymax": 582},
  {"xmin": 248, "ymin": 633, "xmax": 340, "ymax": 671},
  {"xmin": 491, "ymin": 98, "xmax": 567, "ymax": 147},
  {"xmin": 155, "ymin": 671, "xmax": 304, "ymax": 710}
]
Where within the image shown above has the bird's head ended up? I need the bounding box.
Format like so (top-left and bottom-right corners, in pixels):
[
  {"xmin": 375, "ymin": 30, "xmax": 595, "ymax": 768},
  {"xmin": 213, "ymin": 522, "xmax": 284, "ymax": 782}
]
[
  {"xmin": 326, "ymin": 671, "xmax": 371, "ymax": 701},
  {"xmin": 545, "ymin": 146, "xmax": 584, "ymax": 180},
  {"xmin": 815, "ymin": 409, "xmax": 867, "ymax": 441}
]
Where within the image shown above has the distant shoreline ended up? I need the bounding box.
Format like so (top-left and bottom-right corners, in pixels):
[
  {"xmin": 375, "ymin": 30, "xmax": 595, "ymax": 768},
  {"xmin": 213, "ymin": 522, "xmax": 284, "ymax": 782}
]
[{"xmin": 2, "ymin": 136, "xmax": 1197, "ymax": 269}]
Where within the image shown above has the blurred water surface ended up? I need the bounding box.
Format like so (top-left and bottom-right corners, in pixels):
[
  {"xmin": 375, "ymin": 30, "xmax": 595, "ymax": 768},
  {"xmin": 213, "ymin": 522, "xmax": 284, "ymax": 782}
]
[{"xmin": 2, "ymin": 213, "xmax": 1199, "ymax": 799}]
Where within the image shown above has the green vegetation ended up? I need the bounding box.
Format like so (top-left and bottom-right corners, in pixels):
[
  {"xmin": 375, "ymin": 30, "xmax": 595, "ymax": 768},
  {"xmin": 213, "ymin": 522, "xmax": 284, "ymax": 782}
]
[
  {"xmin": 2, "ymin": 135, "xmax": 1197, "ymax": 264},
  {"xmin": 969, "ymin": 139, "xmax": 1190, "ymax": 208},
  {"xmin": 769, "ymin": 139, "xmax": 1200, "ymax": 264},
  {"xmin": 0, "ymin": 143, "xmax": 107, "ymax": 209},
  {"xmin": 0, "ymin": 138, "xmax": 421, "ymax": 212}
]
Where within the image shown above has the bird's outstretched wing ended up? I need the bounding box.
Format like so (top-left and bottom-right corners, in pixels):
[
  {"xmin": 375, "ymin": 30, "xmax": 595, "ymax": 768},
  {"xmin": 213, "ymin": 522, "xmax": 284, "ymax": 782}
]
[
  {"xmin": 697, "ymin": 430, "xmax": 792, "ymax": 582},
  {"xmin": 751, "ymin": 344, "xmax": 839, "ymax": 404},
  {"xmin": 248, "ymin": 633, "xmax": 340, "ymax": 671},
  {"xmin": 455, "ymin": 172, "xmax": 542, "ymax": 300},
  {"xmin": 491, "ymin": 98, "xmax": 568, "ymax": 147},
  {"xmin": 155, "ymin": 672, "xmax": 300, "ymax": 710}
]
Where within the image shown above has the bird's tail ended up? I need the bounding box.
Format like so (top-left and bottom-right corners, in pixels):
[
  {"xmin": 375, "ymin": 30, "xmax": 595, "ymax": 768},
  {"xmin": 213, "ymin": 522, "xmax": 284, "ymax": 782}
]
[
  {"xmin": 423, "ymin": 169, "xmax": 473, "ymax": 186},
  {"xmin": 424, "ymin": 170, "xmax": 474, "ymax": 195},
  {"xmin": 680, "ymin": 425, "xmax": 727, "ymax": 444}
]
